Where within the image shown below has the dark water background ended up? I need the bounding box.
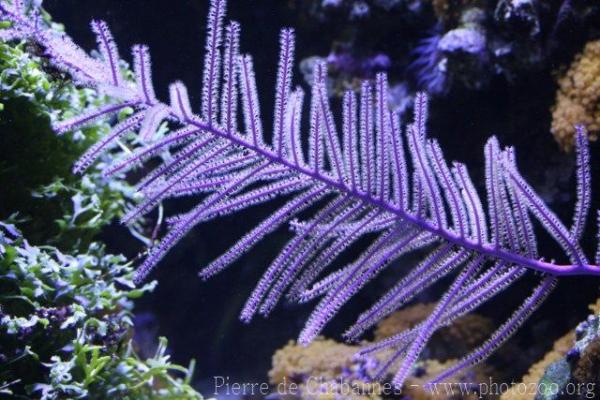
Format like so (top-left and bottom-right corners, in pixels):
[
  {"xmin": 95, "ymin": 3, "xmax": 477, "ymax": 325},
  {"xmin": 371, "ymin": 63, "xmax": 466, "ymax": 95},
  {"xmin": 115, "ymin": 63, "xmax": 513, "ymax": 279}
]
[{"xmin": 43, "ymin": 0, "xmax": 600, "ymax": 395}]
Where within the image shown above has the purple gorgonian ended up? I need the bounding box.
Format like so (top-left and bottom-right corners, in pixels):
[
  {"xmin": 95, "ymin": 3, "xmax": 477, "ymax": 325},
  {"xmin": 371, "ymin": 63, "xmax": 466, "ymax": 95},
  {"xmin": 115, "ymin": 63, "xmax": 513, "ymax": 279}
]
[{"xmin": 2, "ymin": 0, "xmax": 599, "ymax": 388}]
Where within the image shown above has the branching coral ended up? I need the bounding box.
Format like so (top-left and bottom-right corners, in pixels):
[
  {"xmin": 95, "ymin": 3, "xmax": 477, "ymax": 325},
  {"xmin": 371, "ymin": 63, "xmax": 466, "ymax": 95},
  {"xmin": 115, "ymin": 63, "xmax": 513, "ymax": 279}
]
[{"xmin": 551, "ymin": 40, "xmax": 600, "ymax": 151}]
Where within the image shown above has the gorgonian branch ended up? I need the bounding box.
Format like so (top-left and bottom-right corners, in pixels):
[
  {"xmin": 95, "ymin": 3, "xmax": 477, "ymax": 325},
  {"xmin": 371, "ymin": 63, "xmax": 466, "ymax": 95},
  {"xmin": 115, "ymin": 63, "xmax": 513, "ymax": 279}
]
[{"xmin": 2, "ymin": 0, "xmax": 598, "ymax": 388}]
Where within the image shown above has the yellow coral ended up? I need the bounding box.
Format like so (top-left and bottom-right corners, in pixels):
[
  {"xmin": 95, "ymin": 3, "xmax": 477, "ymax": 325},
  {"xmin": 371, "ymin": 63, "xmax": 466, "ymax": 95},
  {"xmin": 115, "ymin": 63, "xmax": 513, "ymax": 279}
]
[
  {"xmin": 269, "ymin": 339, "xmax": 383, "ymax": 400},
  {"xmin": 270, "ymin": 305, "xmax": 496, "ymax": 400},
  {"xmin": 589, "ymin": 297, "xmax": 600, "ymax": 315},
  {"xmin": 269, "ymin": 338, "xmax": 359, "ymax": 385},
  {"xmin": 551, "ymin": 40, "xmax": 600, "ymax": 151},
  {"xmin": 270, "ymin": 298, "xmax": 600, "ymax": 400},
  {"xmin": 269, "ymin": 339, "xmax": 493, "ymax": 400}
]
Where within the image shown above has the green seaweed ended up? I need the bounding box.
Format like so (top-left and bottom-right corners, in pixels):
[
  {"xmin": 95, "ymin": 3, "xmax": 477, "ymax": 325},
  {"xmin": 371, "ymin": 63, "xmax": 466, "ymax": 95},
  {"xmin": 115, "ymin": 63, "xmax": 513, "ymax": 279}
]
[
  {"xmin": 0, "ymin": 26, "xmax": 205, "ymax": 399},
  {"xmin": 0, "ymin": 39, "xmax": 134, "ymax": 251},
  {"xmin": 0, "ymin": 224, "xmax": 201, "ymax": 399}
]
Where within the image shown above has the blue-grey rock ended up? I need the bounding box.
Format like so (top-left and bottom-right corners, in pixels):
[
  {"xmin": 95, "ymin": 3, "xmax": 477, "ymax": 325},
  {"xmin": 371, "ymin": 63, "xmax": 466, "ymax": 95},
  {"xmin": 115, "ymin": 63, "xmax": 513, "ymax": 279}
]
[{"xmin": 535, "ymin": 359, "xmax": 571, "ymax": 400}]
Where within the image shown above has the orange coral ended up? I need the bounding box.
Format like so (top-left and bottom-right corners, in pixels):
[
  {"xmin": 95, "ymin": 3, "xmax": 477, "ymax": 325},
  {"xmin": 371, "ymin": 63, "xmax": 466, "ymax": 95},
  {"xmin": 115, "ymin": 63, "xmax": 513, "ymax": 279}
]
[{"xmin": 551, "ymin": 40, "xmax": 600, "ymax": 151}]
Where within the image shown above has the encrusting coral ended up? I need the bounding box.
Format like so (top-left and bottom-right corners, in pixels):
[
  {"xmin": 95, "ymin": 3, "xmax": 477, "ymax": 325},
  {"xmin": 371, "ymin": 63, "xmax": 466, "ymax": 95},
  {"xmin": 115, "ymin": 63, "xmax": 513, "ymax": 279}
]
[
  {"xmin": 428, "ymin": 313, "xmax": 495, "ymax": 360},
  {"xmin": 269, "ymin": 299, "xmax": 600, "ymax": 400},
  {"xmin": 500, "ymin": 331, "xmax": 575, "ymax": 400},
  {"xmin": 573, "ymin": 337, "xmax": 600, "ymax": 390},
  {"xmin": 269, "ymin": 307, "xmax": 496, "ymax": 399},
  {"xmin": 269, "ymin": 338, "xmax": 493, "ymax": 400},
  {"xmin": 373, "ymin": 303, "xmax": 436, "ymax": 341},
  {"xmin": 501, "ymin": 296, "xmax": 600, "ymax": 400},
  {"xmin": 375, "ymin": 303, "xmax": 494, "ymax": 361},
  {"xmin": 551, "ymin": 40, "xmax": 600, "ymax": 151},
  {"xmin": 429, "ymin": 0, "xmax": 482, "ymax": 26},
  {"xmin": 269, "ymin": 338, "xmax": 383, "ymax": 400},
  {"xmin": 590, "ymin": 298, "xmax": 600, "ymax": 315},
  {"xmin": 405, "ymin": 359, "xmax": 492, "ymax": 400},
  {"xmin": 269, "ymin": 338, "xmax": 359, "ymax": 386}
]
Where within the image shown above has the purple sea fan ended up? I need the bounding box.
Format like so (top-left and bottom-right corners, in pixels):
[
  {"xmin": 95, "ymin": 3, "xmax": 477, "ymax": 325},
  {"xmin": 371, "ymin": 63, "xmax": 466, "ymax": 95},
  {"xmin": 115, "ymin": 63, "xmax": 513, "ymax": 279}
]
[{"xmin": 2, "ymin": 0, "xmax": 600, "ymax": 389}]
